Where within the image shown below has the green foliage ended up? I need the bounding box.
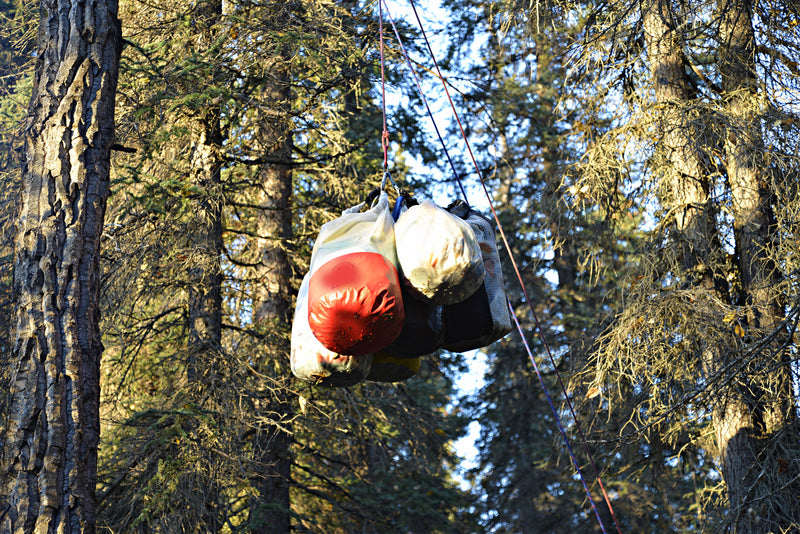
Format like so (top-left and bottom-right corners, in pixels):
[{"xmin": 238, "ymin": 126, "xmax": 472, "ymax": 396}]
[
  {"xmin": 291, "ymin": 363, "xmax": 481, "ymax": 534},
  {"xmin": 97, "ymin": 1, "xmax": 478, "ymax": 532},
  {"xmin": 437, "ymin": 0, "xmax": 800, "ymax": 531}
]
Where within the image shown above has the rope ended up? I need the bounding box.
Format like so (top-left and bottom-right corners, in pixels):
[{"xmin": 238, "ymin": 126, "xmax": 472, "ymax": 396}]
[
  {"xmin": 380, "ymin": 1, "xmax": 468, "ymax": 203},
  {"xmin": 508, "ymin": 301, "xmax": 609, "ymax": 534},
  {"xmin": 401, "ymin": 2, "xmax": 624, "ymax": 532},
  {"xmin": 377, "ymin": 6, "xmax": 402, "ymax": 201},
  {"xmin": 378, "ymin": 0, "xmax": 389, "ymax": 170}
]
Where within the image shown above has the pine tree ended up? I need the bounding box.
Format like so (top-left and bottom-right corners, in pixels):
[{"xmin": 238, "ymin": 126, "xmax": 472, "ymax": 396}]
[{"xmin": 565, "ymin": 0, "xmax": 800, "ymax": 529}]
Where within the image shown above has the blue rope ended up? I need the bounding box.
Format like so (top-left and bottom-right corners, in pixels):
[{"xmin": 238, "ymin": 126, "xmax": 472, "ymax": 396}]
[
  {"xmin": 508, "ymin": 300, "xmax": 609, "ymax": 534},
  {"xmin": 381, "ymin": 0, "xmax": 469, "ymax": 205},
  {"xmin": 380, "ymin": 2, "xmax": 621, "ymax": 529},
  {"xmin": 382, "ymin": 169, "xmax": 401, "ymax": 194}
]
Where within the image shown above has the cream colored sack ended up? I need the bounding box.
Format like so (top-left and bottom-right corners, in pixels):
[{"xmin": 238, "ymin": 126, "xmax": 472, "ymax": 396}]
[
  {"xmin": 291, "ymin": 273, "xmax": 373, "ymax": 387},
  {"xmin": 394, "ymin": 200, "xmax": 485, "ymax": 305},
  {"xmin": 309, "ymin": 191, "xmax": 398, "ymax": 269},
  {"xmin": 306, "ymin": 191, "xmax": 404, "ymax": 356}
]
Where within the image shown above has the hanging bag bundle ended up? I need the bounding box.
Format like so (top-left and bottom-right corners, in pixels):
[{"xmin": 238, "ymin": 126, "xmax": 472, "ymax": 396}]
[
  {"xmin": 291, "ymin": 273, "xmax": 373, "ymax": 387},
  {"xmin": 442, "ymin": 202, "xmax": 512, "ymax": 351},
  {"xmin": 394, "ymin": 200, "xmax": 485, "ymax": 305},
  {"xmin": 307, "ymin": 191, "xmax": 405, "ymax": 356}
]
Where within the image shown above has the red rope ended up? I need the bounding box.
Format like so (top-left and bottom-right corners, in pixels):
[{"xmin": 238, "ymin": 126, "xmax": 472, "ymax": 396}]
[
  {"xmin": 378, "ymin": 0, "xmax": 389, "ymax": 170},
  {"xmin": 404, "ymin": 1, "xmax": 624, "ymax": 532}
]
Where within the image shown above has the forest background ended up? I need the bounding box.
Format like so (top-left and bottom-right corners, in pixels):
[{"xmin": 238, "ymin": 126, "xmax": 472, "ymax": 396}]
[{"xmin": 0, "ymin": 0, "xmax": 799, "ymax": 532}]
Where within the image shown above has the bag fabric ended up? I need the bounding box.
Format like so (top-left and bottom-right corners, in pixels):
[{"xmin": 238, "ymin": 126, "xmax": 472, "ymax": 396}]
[
  {"xmin": 291, "ymin": 273, "xmax": 373, "ymax": 387},
  {"xmin": 378, "ymin": 194, "xmax": 445, "ymax": 358},
  {"xmin": 442, "ymin": 203, "xmax": 512, "ymax": 352},
  {"xmin": 307, "ymin": 192, "xmax": 405, "ymax": 356},
  {"xmin": 394, "ymin": 200, "xmax": 485, "ymax": 305},
  {"xmin": 366, "ymin": 352, "xmax": 421, "ymax": 383},
  {"xmin": 382, "ymin": 286, "xmax": 444, "ymax": 358}
]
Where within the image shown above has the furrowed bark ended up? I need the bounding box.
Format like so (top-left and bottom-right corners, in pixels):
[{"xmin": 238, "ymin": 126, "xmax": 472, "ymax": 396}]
[{"xmin": 0, "ymin": 0, "xmax": 121, "ymax": 532}]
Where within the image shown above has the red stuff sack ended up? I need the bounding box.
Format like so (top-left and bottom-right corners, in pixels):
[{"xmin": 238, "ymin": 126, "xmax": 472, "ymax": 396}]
[
  {"xmin": 307, "ymin": 191, "xmax": 404, "ymax": 356},
  {"xmin": 291, "ymin": 273, "xmax": 372, "ymax": 387},
  {"xmin": 442, "ymin": 202, "xmax": 512, "ymax": 352}
]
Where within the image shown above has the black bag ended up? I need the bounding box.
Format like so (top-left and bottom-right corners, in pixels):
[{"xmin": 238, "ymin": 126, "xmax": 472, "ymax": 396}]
[{"xmin": 442, "ymin": 202, "xmax": 512, "ymax": 352}]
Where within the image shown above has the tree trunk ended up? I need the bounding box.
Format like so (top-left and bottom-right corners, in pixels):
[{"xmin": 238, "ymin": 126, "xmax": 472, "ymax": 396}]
[
  {"xmin": 250, "ymin": 55, "xmax": 294, "ymax": 534},
  {"xmin": 642, "ymin": 1, "xmax": 763, "ymax": 531},
  {"xmin": 186, "ymin": 114, "xmax": 223, "ymax": 388},
  {"xmin": 0, "ymin": 0, "xmax": 121, "ymax": 532},
  {"xmin": 185, "ymin": 2, "xmax": 224, "ymax": 529},
  {"xmin": 642, "ymin": 0, "xmax": 719, "ymax": 274},
  {"xmin": 717, "ymin": 0, "xmax": 798, "ymax": 530},
  {"xmin": 718, "ymin": 0, "xmax": 794, "ymax": 433},
  {"xmin": 186, "ymin": 0, "xmax": 223, "ymax": 395}
]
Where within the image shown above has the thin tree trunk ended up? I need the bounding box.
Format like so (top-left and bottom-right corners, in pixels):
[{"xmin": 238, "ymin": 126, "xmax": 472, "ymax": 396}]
[
  {"xmin": 185, "ymin": 1, "xmax": 224, "ymax": 529},
  {"xmin": 718, "ymin": 0, "xmax": 795, "ymax": 433},
  {"xmin": 642, "ymin": 0, "xmax": 719, "ymax": 273},
  {"xmin": 186, "ymin": 0, "xmax": 223, "ymax": 392},
  {"xmin": 250, "ymin": 56, "xmax": 294, "ymax": 534},
  {"xmin": 186, "ymin": 116, "xmax": 223, "ymax": 387},
  {"xmin": 183, "ymin": 92, "xmax": 224, "ymax": 534},
  {"xmin": 0, "ymin": 0, "xmax": 121, "ymax": 532}
]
